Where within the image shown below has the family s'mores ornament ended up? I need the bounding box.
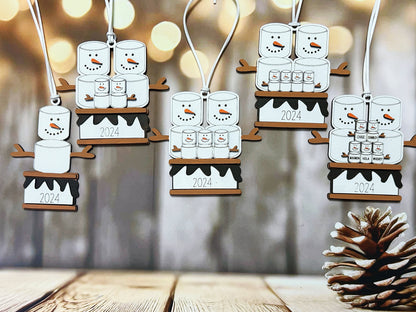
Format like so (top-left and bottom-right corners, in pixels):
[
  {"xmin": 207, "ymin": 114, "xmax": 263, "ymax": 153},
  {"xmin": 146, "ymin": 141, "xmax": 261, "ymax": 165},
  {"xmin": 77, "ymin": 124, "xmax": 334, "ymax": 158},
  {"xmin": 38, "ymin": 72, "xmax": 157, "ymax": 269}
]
[
  {"xmin": 237, "ymin": 1, "xmax": 350, "ymax": 130},
  {"xmin": 309, "ymin": 0, "xmax": 416, "ymax": 202},
  {"xmin": 57, "ymin": 0, "xmax": 169, "ymax": 146},
  {"xmin": 11, "ymin": 0, "xmax": 95, "ymax": 211},
  {"xmin": 149, "ymin": 0, "xmax": 261, "ymax": 196}
]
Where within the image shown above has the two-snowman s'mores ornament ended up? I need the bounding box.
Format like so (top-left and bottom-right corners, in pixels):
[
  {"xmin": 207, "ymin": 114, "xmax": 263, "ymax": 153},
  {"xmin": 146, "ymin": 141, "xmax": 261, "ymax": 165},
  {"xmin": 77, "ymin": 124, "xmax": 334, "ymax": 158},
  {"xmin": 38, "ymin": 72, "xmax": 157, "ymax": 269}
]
[
  {"xmin": 57, "ymin": 6, "xmax": 169, "ymax": 146},
  {"xmin": 237, "ymin": 3, "xmax": 350, "ymax": 130}
]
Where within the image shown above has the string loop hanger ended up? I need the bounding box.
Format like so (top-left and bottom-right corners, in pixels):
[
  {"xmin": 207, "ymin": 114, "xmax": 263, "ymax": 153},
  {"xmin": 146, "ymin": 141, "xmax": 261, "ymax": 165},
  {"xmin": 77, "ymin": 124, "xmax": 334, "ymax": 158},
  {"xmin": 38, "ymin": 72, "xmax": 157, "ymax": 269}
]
[
  {"xmin": 183, "ymin": 0, "xmax": 240, "ymax": 99},
  {"xmin": 289, "ymin": 0, "xmax": 303, "ymax": 29},
  {"xmin": 362, "ymin": 0, "xmax": 381, "ymax": 104},
  {"xmin": 105, "ymin": 0, "xmax": 117, "ymax": 47},
  {"xmin": 26, "ymin": 0, "xmax": 60, "ymax": 106}
]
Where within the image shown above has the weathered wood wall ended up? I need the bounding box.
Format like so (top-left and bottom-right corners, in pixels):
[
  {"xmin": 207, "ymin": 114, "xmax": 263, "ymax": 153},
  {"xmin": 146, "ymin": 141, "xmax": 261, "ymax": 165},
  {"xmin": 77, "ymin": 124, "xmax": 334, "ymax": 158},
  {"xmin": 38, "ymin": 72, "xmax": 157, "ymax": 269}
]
[{"xmin": 0, "ymin": 0, "xmax": 415, "ymax": 274}]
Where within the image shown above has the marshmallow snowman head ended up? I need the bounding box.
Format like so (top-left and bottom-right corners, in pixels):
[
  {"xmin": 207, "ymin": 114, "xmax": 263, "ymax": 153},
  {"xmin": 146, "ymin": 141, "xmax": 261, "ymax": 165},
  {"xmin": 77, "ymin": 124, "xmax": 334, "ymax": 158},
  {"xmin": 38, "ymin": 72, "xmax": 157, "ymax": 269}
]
[
  {"xmin": 38, "ymin": 106, "xmax": 71, "ymax": 140},
  {"xmin": 171, "ymin": 92, "xmax": 203, "ymax": 126},
  {"xmin": 331, "ymin": 95, "xmax": 365, "ymax": 129},
  {"xmin": 207, "ymin": 91, "xmax": 239, "ymax": 126},
  {"xmin": 114, "ymin": 40, "xmax": 146, "ymax": 75},
  {"xmin": 295, "ymin": 24, "xmax": 329, "ymax": 59},
  {"xmin": 214, "ymin": 130, "xmax": 229, "ymax": 146},
  {"xmin": 198, "ymin": 130, "xmax": 212, "ymax": 146},
  {"xmin": 369, "ymin": 96, "xmax": 402, "ymax": 131},
  {"xmin": 95, "ymin": 77, "xmax": 110, "ymax": 95},
  {"xmin": 259, "ymin": 23, "xmax": 293, "ymax": 58},
  {"xmin": 182, "ymin": 130, "xmax": 197, "ymax": 146},
  {"xmin": 77, "ymin": 41, "xmax": 111, "ymax": 75},
  {"xmin": 111, "ymin": 77, "xmax": 127, "ymax": 94}
]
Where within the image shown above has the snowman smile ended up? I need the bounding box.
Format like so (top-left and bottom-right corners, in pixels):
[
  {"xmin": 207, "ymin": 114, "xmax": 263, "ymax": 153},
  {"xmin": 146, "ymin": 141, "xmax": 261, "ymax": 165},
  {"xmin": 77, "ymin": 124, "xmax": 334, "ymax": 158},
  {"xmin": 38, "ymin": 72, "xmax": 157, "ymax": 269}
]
[
  {"xmin": 302, "ymin": 44, "xmax": 321, "ymax": 55},
  {"xmin": 266, "ymin": 45, "xmax": 284, "ymax": 53},
  {"xmin": 121, "ymin": 62, "xmax": 139, "ymax": 71},
  {"xmin": 213, "ymin": 114, "xmax": 232, "ymax": 122},
  {"xmin": 338, "ymin": 113, "xmax": 358, "ymax": 125},
  {"xmin": 177, "ymin": 114, "xmax": 196, "ymax": 122}
]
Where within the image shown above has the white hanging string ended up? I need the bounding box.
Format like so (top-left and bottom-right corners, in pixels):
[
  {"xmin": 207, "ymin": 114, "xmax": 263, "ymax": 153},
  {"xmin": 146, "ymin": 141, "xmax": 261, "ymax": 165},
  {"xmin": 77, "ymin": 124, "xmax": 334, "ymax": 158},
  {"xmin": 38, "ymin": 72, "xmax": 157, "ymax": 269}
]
[
  {"xmin": 289, "ymin": 0, "xmax": 303, "ymax": 28},
  {"xmin": 27, "ymin": 0, "xmax": 60, "ymax": 105},
  {"xmin": 183, "ymin": 0, "xmax": 240, "ymax": 97},
  {"xmin": 362, "ymin": 0, "xmax": 381, "ymax": 101},
  {"xmin": 105, "ymin": 0, "xmax": 116, "ymax": 46}
]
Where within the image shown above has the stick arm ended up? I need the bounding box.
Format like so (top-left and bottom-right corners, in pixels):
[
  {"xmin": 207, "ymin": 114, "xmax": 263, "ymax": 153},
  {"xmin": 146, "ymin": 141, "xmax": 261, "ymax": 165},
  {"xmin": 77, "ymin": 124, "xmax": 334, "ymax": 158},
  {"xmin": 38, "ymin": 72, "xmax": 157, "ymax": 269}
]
[
  {"xmin": 330, "ymin": 62, "xmax": 350, "ymax": 76},
  {"xmin": 241, "ymin": 128, "xmax": 262, "ymax": 141},
  {"xmin": 70, "ymin": 145, "xmax": 95, "ymax": 159},
  {"xmin": 404, "ymin": 135, "xmax": 416, "ymax": 148},
  {"xmin": 309, "ymin": 131, "xmax": 329, "ymax": 144},
  {"xmin": 11, "ymin": 144, "xmax": 34, "ymax": 158},
  {"xmin": 57, "ymin": 78, "xmax": 76, "ymax": 92},
  {"xmin": 149, "ymin": 128, "xmax": 169, "ymax": 142},
  {"xmin": 149, "ymin": 77, "xmax": 170, "ymax": 91},
  {"xmin": 236, "ymin": 59, "xmax": 257, "ymax": 73}
]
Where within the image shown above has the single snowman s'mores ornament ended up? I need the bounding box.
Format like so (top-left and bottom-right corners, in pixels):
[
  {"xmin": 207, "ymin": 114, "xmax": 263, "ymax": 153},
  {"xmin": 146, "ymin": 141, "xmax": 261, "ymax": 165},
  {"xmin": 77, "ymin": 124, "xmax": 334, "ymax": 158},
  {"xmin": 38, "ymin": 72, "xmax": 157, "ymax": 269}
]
[
  {"xmin": 308, "ymin": 0, "xmax": 416, "ymax": 203},
  {"xmin": 11, "ymin": 0, "xmax": 95, "ymax": 212},
  {"xmin": 237, "ymin": 0, "xmax": 350, "ymax": 130},
  {"xmin": 56, "ymin": 0, "xmax": 169, "ymax": 146}
]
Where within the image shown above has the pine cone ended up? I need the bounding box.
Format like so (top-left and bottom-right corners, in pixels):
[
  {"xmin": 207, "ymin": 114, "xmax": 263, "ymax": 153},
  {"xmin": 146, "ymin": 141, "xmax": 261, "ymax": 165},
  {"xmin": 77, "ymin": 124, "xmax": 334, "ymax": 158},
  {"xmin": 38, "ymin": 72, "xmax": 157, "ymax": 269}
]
[{"xmin": 323, "ymin": 207, "xmax": 416, "ymax": 309}]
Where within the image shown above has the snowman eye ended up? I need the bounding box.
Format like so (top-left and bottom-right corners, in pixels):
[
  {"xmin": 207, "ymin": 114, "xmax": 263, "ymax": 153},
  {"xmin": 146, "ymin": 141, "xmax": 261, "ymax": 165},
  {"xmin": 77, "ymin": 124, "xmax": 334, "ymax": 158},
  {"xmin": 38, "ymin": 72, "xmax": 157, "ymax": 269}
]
[
  {"xmin": 89, "ymin": 54, "xmax": 92, "ymax": 57},
  {"xmin": 388, "ymin": 109, "xmax": 390, "ymax": 111},
  {"xmin": 125, "ymin": 53, "xmax": 128, "ymax": 56},
  {"xmin": 278, "ymin": 36, "xmax": 280, "ymax": 39},
  {"xmin": 57, "ymin": 118, "xmax": 60, "ymax": 121},
  {"xmin": 308, "ymin": 37, "xmax": 311, "ymax": 40},
  {"xmin": 314, "ymin": 37, "xmax": 317, "ymax": 40},
  {"xmin": 218, "ymin": 104, "xmax": 220, "ymax": 107},
  {"xmin": 188, "ymin": 104, "xmax": 191, "ymax": 107},
  {"xmin": 225, "ymin": 104, "xmax": 227, "ymax": 107},
  {"xmin": 271, "ymin": 36, "xmax": 274, "ymax": 39},
  {"xmin": 381, "ymin": 109, "xmax": 384, "ymax": 111},
  {"xmin": 344, "ymin": 108, "xmax": 347, "ymax": 110},
  {"xmin": 132, "ymin": 53, "xmax": 134, "ymax": 56},
  {"xmin": 351, "ymin": 108, "xmax": 354, "ymax": 111},
  {"xmin": 50, "ymin": 118, "xmax": 53, "ymax": 121},
  {"xmin": 182, "ymin": 104, "xmax": 184, "ymax": 107},
  {"xmin": 95, "ymin": 54, "xmax": 98, "ymax": 57}
]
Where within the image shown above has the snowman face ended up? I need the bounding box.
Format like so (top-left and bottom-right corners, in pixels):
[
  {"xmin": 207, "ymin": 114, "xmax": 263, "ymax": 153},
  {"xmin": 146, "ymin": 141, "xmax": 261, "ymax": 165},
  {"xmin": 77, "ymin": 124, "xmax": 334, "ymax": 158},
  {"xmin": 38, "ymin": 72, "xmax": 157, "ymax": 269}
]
[
  {"xmin": 259, "ymin": 23, "xmax": 292, "ymax": 58},
  {"xmin": 198, "ymin": 130, "xmax": 212, "ymax": 146},
  {"xmin": 331, "ymin": 95, "xmax": 365, "ymax": 129},
  {"xmin": 111, "ymin": 78, "xmax": 126, "ymax": 94},
  {"xmin": 182, "ymin": 130, "xmax": 197, "ymax": 145},
  {"xmin": 171, "ymin": 92, "xmax": 203, "ymax": 126},
  {"xmin": 207, "ymin": 91, "xmax": 239, "ymax": 126},
  {"xmin": 295, "ymin": 24, "xmax": 329, "ymax": 59},
  {"xmin": 77, "ymin": 41, "xmax": 111, "ymax": 75},
  {"xmin": 369, "ymin": 96, "xmax": 402, "ymax": 131},
  {"xmin": 38, "ymin": 106, "xmax": 71, "ymax": 140},
  {"xmin": 114, "ymin": 40, "xmax": 146, "ymax": 75},
  {"xmin": 214, "ymin": 130, "xmax": 229, "ymax": 146},
  {"xmin": 95, "ymin": 78, "xmax": 110, "ymax": 94}
]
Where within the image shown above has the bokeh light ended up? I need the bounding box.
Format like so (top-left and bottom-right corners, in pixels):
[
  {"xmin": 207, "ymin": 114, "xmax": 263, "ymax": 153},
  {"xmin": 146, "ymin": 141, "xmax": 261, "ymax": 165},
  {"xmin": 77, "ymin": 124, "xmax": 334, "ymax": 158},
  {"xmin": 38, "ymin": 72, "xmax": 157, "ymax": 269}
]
[
  {"xmin": 104, "ymin": 0, "xmax": 135, "ymax": 30},
  {"xmin": 148, "ymin": 40, "xmax": 174, "ymax": 63},
  {"xmin": 0, "ymin": 0, "xmax": 19, "ymax": 22},
  {"xmin": 217, "ymin": 0, "xmax": 252, "ymax": 35},
  {"xmin": 151, "ymin": 21, "xmax": 181, "ymax": 51},
  {"xmin": 342, "ymin": 0, "xmax": 384, "ymax": 11},
  {"xmin": 180, "ymin": 50, "xmax": 209, "ymax": 79},
  {"xmin": 18, "ymin": 0, "xmax": 34, "ymax": 11},
  {"xmin": 0, "ymin": 59, "xmax": 13, "ymax": 83},
  {"xmin": 62, "ymin": 0, "xmax": 92, "ymax": 18},
  {"xmin": 49, "ymin": 38, "xmax": 76, "ymax": 73},
  {"xmin": 271, "ymin": 0, "xmax": 299, "ymax": 10},
  {"xmin": 329, "ymin": 26, "xmax": 353, "ymax": 55},
  {"xmin": 223, "ymin": 0, "xmax": 255, "ymax": 18}
]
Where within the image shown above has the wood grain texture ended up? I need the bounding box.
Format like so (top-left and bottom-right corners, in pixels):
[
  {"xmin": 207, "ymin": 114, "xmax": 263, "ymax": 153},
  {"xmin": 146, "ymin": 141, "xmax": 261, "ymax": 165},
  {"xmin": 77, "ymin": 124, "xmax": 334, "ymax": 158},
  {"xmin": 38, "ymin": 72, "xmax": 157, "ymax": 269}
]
[
  {"xmin": 77, "ymin": 138, "xmax": 149, "ymax": 145},
  {"xmin": 170, "ymin": 189, "xmax": 242, "ymax": 196},
  {"xmin": 172, "ymin": 274, "xmax": 290, "ymax": 312},
  {"xmin": 265, "ymin": 276, "xmax": 414, "ymax": 312},
  {"xmin": 255, "ymin": 122, "xmax": 328, "ymax": 129},
  {"xmin": 255, "ymin": 91, "xmax": 328, "ymax": 99},
  {"xmin": 75, "ymin": 108, "xmax": 148, "ymax": 115},
  {"xmin": 328, "ymin": 193, "xmax": 402, "ymax": 202},
  {"xmin": 23, "ymin": 171, "xmax": 79, "ymax": 179},
  {"xmin": 0, "ymin": 270, "xmax": 77, "ymax": 311},
  {"xmin": 27, "ymin": 271, "xmax": 176, "ymax": 312},
  {"xmin": 328, "ymin": 162, "xmax": 402, "ymax": 171},
  {"xmin": 22, "ymin": 204, "xmax": 78, "ymax": 211}
]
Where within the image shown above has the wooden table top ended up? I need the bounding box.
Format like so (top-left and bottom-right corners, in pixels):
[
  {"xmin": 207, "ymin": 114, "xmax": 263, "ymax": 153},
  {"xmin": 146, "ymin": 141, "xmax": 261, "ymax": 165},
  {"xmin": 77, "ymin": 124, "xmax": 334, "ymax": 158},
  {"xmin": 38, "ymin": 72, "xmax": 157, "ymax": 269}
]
[{"xmin": 0, "ymin": 270, "xmax": 411, "ymax": 312}]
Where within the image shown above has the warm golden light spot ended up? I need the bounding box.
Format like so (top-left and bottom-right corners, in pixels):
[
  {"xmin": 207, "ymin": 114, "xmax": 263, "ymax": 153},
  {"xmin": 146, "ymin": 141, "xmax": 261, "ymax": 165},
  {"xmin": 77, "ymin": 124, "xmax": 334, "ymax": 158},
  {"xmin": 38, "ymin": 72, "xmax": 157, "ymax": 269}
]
[
  {"xmin": 62, "ymin": 0, "xmax": 92, "ymax": 18},
  {"xmin": 104, "ymin": 0, "xmax": 135, "ymax": 30},
  {"xmin": 148, "ymin": 40, "xmax": 174, "ymax": 63},
  {"xmin": 329, "ymin": 26, "xmax": 353, "ymax": 55},
  {"xmin": 0, "ymin": 0, "xmax": 19, "ymax": 21},
  {"xmin": 49, "ymin": 39, "xmax": 76, "ymax": 74},
  {"xmin": 151, "ymin": 21, "xmax": 181, "ymax": 51},
  {"xmin": 18, "ymin": 0, "xmax": 34, "ymax": 11},
  {"xmin": 343, "ymin": 0, "xmax": 384, "ymax": 11},
  {"xmin": 271, "ymin": 0, "xmax": 299, "ymax": 10},
  {"xmin": 180, "ymin": 50, "xmax": 209, "ymax": 79}
]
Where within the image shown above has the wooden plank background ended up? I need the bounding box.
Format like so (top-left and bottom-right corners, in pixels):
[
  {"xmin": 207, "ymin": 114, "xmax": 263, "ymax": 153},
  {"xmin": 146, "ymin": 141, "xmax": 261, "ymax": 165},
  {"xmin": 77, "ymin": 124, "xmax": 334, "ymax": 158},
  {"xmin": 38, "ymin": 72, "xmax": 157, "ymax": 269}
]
[{"xmin": 0, "ymin": 0, "xmax": 415, "ymax": 274}]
